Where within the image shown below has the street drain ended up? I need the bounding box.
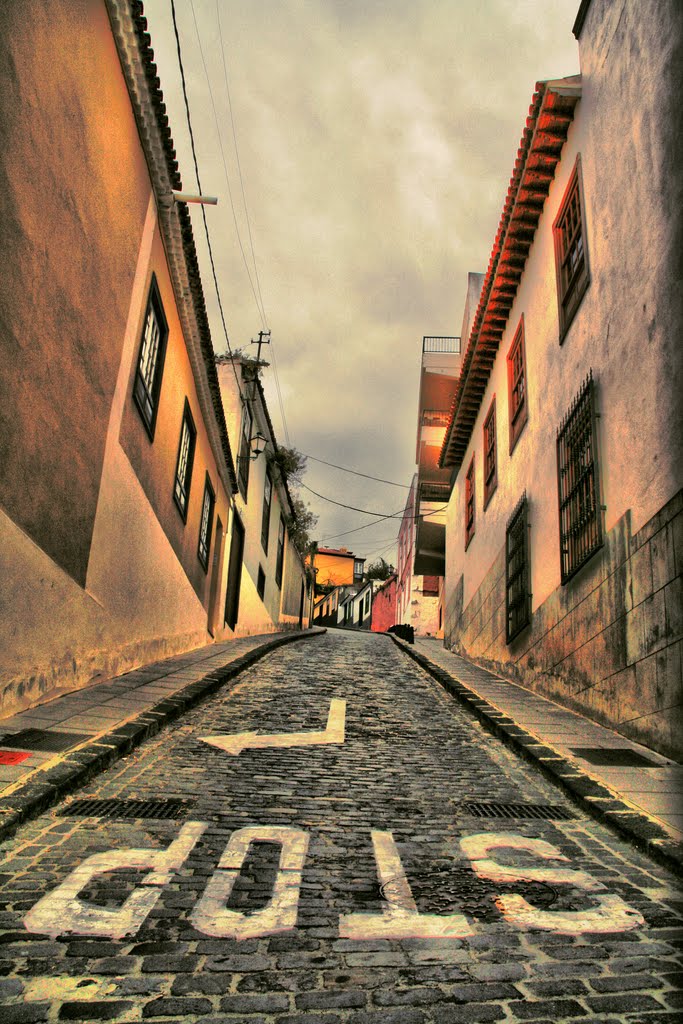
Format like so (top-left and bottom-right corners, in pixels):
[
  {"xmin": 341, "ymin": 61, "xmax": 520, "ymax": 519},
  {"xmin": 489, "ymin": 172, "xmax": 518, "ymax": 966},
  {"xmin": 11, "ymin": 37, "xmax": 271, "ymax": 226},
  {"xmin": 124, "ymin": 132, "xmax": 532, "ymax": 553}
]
[
  {"xmin": 0, "ymin": 729, "xmax": 90, "ymax": 752},
  {"xmin": 457, "ymin": 801, "xmax": 577, "ymax": 820},
  {"xmin": 59, "ymin": 797, "xmax": 195, "ymax": 820},
  {"xmin": 571, "ymin": 747, "xmax": 660, "ymax": 767},
  {"xmin": 381, "ymin": 865, "xmax": 560, "ymax": 921}
]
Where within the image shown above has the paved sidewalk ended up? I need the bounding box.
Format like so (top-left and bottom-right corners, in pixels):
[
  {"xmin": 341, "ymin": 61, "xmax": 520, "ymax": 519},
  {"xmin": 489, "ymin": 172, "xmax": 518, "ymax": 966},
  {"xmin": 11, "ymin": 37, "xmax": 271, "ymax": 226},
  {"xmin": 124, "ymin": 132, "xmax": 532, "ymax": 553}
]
[
  {"xmin": 393, "ymin": 634, "xmax": 683, "ymax": 876},
  {"xmin": 0, "ymin": 629, "xmax": 324, "ymax": 841}
]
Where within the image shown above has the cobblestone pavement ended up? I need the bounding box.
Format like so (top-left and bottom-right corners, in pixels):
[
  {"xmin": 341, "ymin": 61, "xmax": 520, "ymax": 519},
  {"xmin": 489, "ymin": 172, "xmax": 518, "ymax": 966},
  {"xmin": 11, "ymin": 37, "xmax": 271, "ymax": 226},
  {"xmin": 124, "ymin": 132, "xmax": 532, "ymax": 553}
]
[{"xmin": 0, "ymin": 630, "xmax": 681, "ymax": 1022}]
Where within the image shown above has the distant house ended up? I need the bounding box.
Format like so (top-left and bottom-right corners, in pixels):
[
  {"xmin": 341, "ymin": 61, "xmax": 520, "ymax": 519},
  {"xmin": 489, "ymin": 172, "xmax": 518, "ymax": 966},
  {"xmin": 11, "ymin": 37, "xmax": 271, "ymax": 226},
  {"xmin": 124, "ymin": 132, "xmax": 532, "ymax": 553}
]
[
  {"xmin": 396, "ymin": 476, "xmax": 442, "ymax": 637},
  {"xmin": 216, "ymin": 355, "xmax": 310, "ymax": 635},
  {"xmin": 0, "ymin": 0, "xmax": 242, "ymax": 716},
  {"xmin": 348, "ymin": 581, "xmax": 374, "ymax": 631},
  {"xmin": 439, "ymin": 0, "xmax": 682, "ymax": 760},
  {"xmin": 312, "ymin": 547, "xmax": 365, "ymax": 590}
]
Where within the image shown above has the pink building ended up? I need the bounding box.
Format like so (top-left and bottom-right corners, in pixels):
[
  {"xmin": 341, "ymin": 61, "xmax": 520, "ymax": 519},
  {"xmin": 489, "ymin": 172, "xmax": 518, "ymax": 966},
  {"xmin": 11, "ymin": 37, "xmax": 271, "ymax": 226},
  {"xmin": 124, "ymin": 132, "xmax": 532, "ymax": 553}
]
[{"xmin": 371, "ymin": 574, "xmax": 398, "ymax": 633}]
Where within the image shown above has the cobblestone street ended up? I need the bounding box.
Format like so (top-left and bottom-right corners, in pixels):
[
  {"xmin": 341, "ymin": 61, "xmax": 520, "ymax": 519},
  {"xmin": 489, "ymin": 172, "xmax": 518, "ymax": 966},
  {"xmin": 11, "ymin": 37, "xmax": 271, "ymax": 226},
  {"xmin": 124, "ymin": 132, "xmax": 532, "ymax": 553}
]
[{"xmin": 1, "ymin": 630, "xmax": 681, "ymax": 1022}]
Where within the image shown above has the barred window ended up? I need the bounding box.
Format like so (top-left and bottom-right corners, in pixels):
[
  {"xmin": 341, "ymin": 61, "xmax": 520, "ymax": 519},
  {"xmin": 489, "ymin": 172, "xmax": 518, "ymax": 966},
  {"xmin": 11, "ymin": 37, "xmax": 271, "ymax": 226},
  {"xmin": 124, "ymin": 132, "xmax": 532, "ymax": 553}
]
[
  {"xmin": 237, "ymin": 403, "xmax": 252, "ymax": 499},
  {"xmin": 506, "ymin": 492, "xmax": 531, "ymax": 643},
  {"xmin": 198, "ymin": 474, "xmax": 215, "ymax": 571},
  {"xmin": 465, "ymin": 454, "xmax": 475, "ymax": 550},
  {"xmin": 173, "ymin": 401, "xmax": 196, "ymax": 521},
  {"xmin": 261, "ymin": 471, "xmax": 272, "ymax": 553},
  {"xmin": 553, "ymin": 158, "xmax": 590, "ymax": 341},
  {"xmin": 483, "ymin": 398, "xmax": 497, "ymax": 508},
  {"xmin": 275, "ymin": 515, "xmax": 285, "ymax": 588},
  {"xmin": 557, "ymin": 371, "xmax": 603, "ymax": 584},
  {"xmin": 133, "ymin": 277, "xmax": 168, "ymax": 438},
  {"xmin": 507, "ymin": 318, "xmax": 528, "ymax": 453}
]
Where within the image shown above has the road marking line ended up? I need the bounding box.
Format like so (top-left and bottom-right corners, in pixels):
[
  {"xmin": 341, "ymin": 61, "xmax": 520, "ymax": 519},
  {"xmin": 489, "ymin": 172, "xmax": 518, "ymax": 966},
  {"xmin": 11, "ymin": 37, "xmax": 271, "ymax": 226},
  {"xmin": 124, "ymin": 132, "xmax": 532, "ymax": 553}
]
[
  {"xmin": 200, "ymin": 698, "xmax": 346, "ymax": 755},
  {"xmin": 460, "ymin": 832, "xmax": 645, "ymax": 934},
  {"xmin": 339, "ymin": 830, "xmax": 476, "ymax": 940},
  {"xmin": 191, "ymin": 825, "xmax": 309, "ymax": 939},
  {"xmin": 23, "ymin": 822, "xmax": 206, "ymax": 939}
]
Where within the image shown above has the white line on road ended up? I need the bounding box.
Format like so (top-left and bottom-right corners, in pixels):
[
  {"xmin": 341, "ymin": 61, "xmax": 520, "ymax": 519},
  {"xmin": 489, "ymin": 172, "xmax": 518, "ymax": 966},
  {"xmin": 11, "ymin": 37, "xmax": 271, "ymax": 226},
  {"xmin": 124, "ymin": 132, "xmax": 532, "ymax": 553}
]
[{"xmin": 200, "ymin": 698, "xmax": 346, "ymax": 755}]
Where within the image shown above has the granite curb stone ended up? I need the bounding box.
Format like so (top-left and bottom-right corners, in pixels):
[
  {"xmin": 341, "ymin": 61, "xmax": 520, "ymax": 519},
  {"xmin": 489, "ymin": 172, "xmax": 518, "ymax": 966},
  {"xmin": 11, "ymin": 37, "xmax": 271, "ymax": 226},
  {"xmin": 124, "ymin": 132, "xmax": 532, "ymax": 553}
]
[
  {"xmin": 0, "ymin": 629, "xmax": 325, "ymax": 844},
  {"xmin": 389, "ymin": 633, "xmax": 683, "ymax": 878}
]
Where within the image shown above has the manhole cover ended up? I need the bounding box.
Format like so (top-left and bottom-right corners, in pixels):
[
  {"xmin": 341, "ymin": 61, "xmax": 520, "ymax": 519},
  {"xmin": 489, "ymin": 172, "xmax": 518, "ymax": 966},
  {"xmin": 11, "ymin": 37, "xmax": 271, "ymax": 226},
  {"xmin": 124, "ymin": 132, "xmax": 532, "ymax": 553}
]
[
  {"xmin": 571, "ymin": 747, "xmax": 659, "ymax": 767},
  {"xmin": 457, "ymin": 801, "xmax": 577, "ymax": 820},
  {"xmin": 0, "ymin": 750, "xmax": 31, "ymax": 765},
  {"xmin": 381, "ymin": 864, "xmax": 559, "ymax": 921},
  {"xmin": 0, "ymin": 729, "xmax": 90, "ymax": 753},
  {"xmin": 59, "ymin": 798, "xmax": 195, "ymax": 820}
]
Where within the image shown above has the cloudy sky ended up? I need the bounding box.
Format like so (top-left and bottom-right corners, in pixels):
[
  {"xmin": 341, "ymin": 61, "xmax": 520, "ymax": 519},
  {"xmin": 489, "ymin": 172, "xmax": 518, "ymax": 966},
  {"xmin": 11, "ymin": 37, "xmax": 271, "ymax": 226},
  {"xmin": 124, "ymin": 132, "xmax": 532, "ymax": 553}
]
[{"xmin": 143, "ymin": 0, "xmax": 580, "ymax": 566}]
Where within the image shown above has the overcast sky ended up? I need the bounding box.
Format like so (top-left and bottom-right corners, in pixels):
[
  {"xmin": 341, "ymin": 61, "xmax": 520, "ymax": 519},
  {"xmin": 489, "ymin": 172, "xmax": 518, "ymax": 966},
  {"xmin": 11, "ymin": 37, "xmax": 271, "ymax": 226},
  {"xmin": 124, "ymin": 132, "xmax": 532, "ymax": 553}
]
[{"xmin": 143, "ymin": 0, "xmax": 580, "ymax": 566}]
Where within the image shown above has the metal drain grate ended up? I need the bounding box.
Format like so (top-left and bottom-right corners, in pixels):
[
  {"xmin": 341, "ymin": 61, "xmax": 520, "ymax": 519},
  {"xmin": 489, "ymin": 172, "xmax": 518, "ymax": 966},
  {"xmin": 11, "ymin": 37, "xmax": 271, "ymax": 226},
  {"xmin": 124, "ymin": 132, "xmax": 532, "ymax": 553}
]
[
  {"xmin": 59, "ymin": 798, "xmax": 195, "ymax": 820},
  {"xmin": 0, "ymin": 729, "xmax": 90, "ymax": 752},
  {"xmin": 571, "ymin": 747, "xmax": 659, "ymax": 767},
  {"xmin": 457, "ymin": 801, "xmax": 577, "ymax": 821}
]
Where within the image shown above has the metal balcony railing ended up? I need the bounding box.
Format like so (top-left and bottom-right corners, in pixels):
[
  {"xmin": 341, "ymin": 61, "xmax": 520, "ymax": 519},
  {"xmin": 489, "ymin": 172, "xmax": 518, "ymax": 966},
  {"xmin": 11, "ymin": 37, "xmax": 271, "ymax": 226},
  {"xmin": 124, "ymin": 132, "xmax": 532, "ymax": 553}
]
[
  {"xmin": 419, "ymin": 481, "xmax": 451, "ymax": 503},
  {"xmin": 421, "ymin": 410, "xmax": 450, "ymax": 427},
  {"xmin": 422, "ymin": 336, "xmax": 460, "ymax": 353}
]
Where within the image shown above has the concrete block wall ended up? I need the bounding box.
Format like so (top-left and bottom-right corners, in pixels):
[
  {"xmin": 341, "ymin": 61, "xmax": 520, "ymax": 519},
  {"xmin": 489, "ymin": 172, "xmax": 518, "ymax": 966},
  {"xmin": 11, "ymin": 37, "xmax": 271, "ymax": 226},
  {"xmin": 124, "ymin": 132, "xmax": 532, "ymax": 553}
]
[{"xmin": 444, "ymin": 490, "xmax": 683, "ymax": 760}]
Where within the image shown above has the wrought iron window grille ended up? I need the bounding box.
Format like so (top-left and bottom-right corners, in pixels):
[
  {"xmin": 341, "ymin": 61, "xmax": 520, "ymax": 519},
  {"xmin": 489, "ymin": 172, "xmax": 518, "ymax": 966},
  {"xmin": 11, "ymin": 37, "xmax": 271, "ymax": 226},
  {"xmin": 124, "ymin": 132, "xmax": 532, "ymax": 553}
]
[
  {"xmin": 506, "ymin": 491, "xmax": 531, "ymax": 643},
  {"xmin": 133, "ymin": 276, "xmax": 168, "ymax": 439},
  {"xmin": 556, "ymin": 370, "xmax": 603, "ymax": 584}
]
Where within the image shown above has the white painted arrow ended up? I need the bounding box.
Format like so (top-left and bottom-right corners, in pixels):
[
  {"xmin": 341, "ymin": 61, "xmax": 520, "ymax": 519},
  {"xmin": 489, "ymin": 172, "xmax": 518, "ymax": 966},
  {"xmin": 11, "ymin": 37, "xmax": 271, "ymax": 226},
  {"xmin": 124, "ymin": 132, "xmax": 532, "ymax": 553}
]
[{"xmin": 200, "ymin": 698, "xmax": 346, "ymax": 756}]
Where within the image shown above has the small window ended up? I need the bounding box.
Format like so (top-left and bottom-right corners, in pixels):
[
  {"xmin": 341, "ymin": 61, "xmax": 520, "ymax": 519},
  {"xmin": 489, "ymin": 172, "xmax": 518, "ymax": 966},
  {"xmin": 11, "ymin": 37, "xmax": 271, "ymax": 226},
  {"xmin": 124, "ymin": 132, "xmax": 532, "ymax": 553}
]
[
  {"xmin": 173, "ymin": 400, "xmax": 196, "ymax": 521},
  {"xmin": 354, "ymin": 559, "xmax": 364, "ymax": 579},
  {"xmin": 275, "ymin": 515, "xmax": 285, "ymax": 588},
  {"xmin": 507, "ymin": 318, "xmax": 528, "ymax": 453},
  {"xmin": 261, "ymin": 471, "xmax": 272, "ymax": 553},
  {"xmin": 237, "ymin": 402, "xmax": 252, "ymax": 499},
  {"xmin": 483, "ymin": 398, "xmax": 497, "ymax": 508},
  {"xmin": 557, "ymin": 371, "xmax": 603, "ymax": 583},
  {"xmin": 198, "ymin": 474, "xmax": 215, "ymax": 571},
  {"xmin": 506, "ymin": 492, "xmax": 531, "ymax": 643},
  {"xmin": 257, "ymin": 565, "xmax": 266, "ymax": 600},
  {"xmin": 553, "ymin": 157, "xmax": 590, "ymax": 342},
  {"xmin": 423, "ymin": 575, "xmax": 439, "ymax": 596},
  {"xmin": 133, "ymin": 276, "xmax": 168, "ymax": 439},
  {"xmin": 465, "ymin": 454, "xmax": 475, "ymax": 550},
  {"xmin": 364, "ymin": 591, "xmax": 370, "ymax": 613}
]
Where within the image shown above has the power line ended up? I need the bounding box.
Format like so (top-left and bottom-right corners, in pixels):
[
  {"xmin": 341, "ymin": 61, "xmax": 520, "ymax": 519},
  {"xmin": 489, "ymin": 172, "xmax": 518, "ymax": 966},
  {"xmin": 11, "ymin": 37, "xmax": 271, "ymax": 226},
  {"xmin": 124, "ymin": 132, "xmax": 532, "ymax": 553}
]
[
  {"xmin": 170, "ymin": 0, "xmax": 247, "ymax": 411},
  {"xmin": 303, "ymin": 453, "xmax": 411, "ymax": 488}
]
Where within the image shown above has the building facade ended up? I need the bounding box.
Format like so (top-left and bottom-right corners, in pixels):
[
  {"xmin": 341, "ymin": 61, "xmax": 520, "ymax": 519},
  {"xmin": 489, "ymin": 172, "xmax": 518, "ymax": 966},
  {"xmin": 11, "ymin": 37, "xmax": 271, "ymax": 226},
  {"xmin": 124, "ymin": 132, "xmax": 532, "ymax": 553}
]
[
  {"xmin": 396, "ymin": 477, "xmax": 442, "ymax": 637},
  {"xmin": 0, "ymin": 0, "xmax": 241, "ymax": 717},
  {"xmin": 371, "ymin": 574, "xmax": 398, "ymax": 633},
  {"xmin": 216, "ymin": 355, "xmax": 310, "ymax": 636},
  {"xmin": 440, "ymin": 0, "xmax": 683, "ymax": 759}
]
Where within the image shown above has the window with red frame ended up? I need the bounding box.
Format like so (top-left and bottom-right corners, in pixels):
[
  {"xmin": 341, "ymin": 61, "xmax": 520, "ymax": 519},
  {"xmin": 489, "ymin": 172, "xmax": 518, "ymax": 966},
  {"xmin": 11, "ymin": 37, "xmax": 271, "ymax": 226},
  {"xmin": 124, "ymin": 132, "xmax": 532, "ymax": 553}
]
[
  {"xmin": 483, "ymin": 398, "xmax": 497, "ymax": 508},
  {"xmin": 553, "ymin": 157, "xmax": 590, "ymax": 341},
  {"xmin": 507, "ymin": 319, "xmax": 528, "ymax": 453},
  {"xmin": 465, "ymin": 455, "xmax": 475, "ymax": 549}
]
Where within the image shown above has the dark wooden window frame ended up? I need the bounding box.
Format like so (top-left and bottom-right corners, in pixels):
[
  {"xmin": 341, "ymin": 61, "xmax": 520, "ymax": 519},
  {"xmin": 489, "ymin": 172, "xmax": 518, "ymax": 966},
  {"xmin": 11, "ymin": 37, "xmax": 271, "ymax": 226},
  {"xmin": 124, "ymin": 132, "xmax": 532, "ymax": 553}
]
[
  {"xmin": 483, "ymin": 397, "xmax": 497, "ymax": 509},
  {"xmin": 506, "ymin": 491, "xmax": 531, "ymax": 643},
  {"xmin": 557, "ymin": 370, "xmax": 603, "ymax": 584},
  {"xmin": 133, "ymin": 274, "xmax": 168, "ymax": 440},
  {"xmin": 237, "ymin": 401, "xmax": 252, "ymax": 500},
  {"xmin": 275, "ymin": 514, "xmax": 285, "ymax": 588},
  {"xmin": 224, "ymin": 510, "xmax": 244, "ymax": 629},
  {"xmin": 464, "ymin": 454, "xmax": 475, "ymax": 550},
  {"xmin": 197, "ymin": 473, "xmax": 215, "ymax": 572},
  {"xmin": 173, "ymin": 399, "xmax": 196, "ymax": 523},
  {"xmin": 553, "ymin": 155, "xmax": 590, "ymax": 343},
  {"xmin": 261, "ymin": 470, "xmax": 272, "ymax": 554},
  {"xmin": 507, "ymin": 317, "xmax": 528, "ymax": 454},
  {"xmin": 257, "ymin": 564, "xmax": 266, "ymax": 600}
]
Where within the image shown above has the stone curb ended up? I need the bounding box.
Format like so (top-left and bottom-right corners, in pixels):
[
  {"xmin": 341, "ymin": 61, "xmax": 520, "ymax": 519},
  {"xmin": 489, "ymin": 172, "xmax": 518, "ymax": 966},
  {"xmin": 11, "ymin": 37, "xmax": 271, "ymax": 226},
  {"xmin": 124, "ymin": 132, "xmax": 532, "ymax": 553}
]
[
  {"xmin": 0, "ymin": 629, "xmax": 326, "ymax": 845},
  {"xmin": 390, "ymin": 634, "xmax": 683, "ymax": 879}
]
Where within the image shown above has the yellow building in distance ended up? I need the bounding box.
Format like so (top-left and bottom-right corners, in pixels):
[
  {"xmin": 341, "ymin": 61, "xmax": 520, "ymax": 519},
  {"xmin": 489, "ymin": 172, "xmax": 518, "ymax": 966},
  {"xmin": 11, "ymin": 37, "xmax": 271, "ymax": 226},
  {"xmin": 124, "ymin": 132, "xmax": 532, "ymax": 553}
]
[{"xmin": 313, "ymin": 548, "xmax": 364, "ymax": 589}]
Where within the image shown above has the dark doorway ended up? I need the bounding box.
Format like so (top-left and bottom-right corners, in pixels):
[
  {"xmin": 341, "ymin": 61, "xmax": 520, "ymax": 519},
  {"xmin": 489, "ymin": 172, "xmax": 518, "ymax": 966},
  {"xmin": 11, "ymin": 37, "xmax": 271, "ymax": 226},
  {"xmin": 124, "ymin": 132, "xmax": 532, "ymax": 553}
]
[
  {"xmin": 298, "ymin": 581, "xmax": 305, "ymax": 629},
  {"xmin": 224, "ymin": 511, "xmax": 245, "ymax": 631}
]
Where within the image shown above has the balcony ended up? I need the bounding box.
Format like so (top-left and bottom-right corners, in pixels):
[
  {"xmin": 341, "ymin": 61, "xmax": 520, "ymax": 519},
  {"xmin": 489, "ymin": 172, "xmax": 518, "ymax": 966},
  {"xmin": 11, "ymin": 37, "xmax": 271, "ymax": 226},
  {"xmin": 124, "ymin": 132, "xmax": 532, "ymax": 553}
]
[{"xmin": 423, "ymin": 336, "xmax": 461, "ymax": 354}]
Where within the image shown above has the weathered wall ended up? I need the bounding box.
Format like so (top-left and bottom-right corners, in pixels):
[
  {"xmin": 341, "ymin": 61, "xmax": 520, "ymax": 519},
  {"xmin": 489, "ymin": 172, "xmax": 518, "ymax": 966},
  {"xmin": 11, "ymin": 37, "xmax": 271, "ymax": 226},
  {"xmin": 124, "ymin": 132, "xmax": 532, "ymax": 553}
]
[
  {"xmin": 0, "ymin": 0, "xmax": 149, "ymax": 585},
  {"xmin": 119, "ymin": 226, "xmax": 232, "ymax": 606},
  {"xmin": 371, "ymin": 577, "xmax": 397, "ymax": 632},
  {"xmin": 445, "ymin": 490, "xmax": 682, "ymax": 761}
]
